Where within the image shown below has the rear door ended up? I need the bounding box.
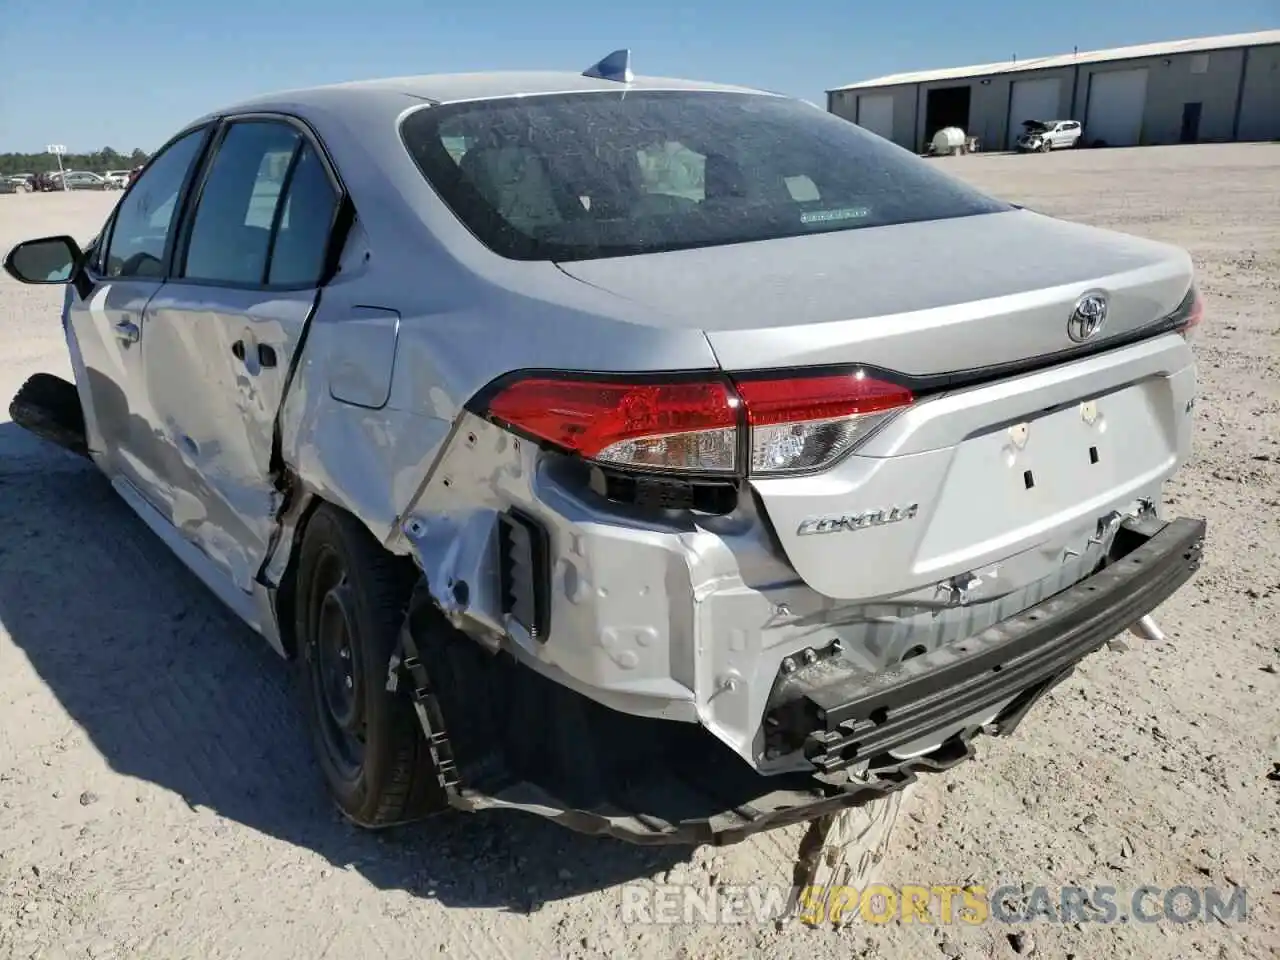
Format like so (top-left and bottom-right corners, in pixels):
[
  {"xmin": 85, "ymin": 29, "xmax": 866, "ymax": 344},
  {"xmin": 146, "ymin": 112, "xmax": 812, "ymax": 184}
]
[{"xmin": 139, "ymin": 116, "xmax": 342, "ymax": 592}]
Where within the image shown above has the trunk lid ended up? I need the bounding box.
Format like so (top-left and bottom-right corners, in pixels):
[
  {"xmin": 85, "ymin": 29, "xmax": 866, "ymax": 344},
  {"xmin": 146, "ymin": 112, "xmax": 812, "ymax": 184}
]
[
  {"xmin": 558, "ymin": 209, "xmax": 1198, "ymax": 602},
  {"xmin": 556, "ymin": 208, "xmax": 1192, "ymax": 376}
]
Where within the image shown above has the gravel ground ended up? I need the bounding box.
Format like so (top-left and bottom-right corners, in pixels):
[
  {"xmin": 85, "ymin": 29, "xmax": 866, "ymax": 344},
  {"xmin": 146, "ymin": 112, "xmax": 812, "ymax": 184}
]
[{"xmin": 1, "ymin": 143, "xmax": 1277, "ymax": 960}]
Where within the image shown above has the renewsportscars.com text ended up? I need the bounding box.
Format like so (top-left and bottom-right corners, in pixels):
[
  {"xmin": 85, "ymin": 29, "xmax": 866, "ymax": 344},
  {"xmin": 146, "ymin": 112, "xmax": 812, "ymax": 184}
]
[{"xmin": 620, "ymin": 882, "xmax": 1248, "ymax": 926}]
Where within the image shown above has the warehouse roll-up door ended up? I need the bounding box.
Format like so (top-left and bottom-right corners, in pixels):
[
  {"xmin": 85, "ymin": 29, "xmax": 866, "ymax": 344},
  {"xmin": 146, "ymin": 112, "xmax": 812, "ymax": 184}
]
[
  {"xmin": 1085, "ymin": 68, "xmax": 1149, "ymax": 147},
  {"xmin": 856, "ymin": 94, "xmax": 895, "ymax": 142},
  {"xmin": 1006, "ymin": 77, "xmax": 1062, "ymax": 148}
]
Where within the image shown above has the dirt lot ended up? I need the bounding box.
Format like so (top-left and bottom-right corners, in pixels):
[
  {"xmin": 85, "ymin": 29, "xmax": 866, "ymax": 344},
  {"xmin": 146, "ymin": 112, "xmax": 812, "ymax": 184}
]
[{"xmin": 1, "ymin": 144, "xmax": 1277, "ymax": 960}]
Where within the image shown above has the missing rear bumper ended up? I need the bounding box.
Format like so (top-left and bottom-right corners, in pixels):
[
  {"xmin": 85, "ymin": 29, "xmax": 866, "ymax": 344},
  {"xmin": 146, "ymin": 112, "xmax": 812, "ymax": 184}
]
[
  {"xmin": 393, "ymin": 514, "xmax": 1205, "ymax": 846},
  {"xmin": 768, "ymin": 515, "xmax": 1206, "ymax": 773}
]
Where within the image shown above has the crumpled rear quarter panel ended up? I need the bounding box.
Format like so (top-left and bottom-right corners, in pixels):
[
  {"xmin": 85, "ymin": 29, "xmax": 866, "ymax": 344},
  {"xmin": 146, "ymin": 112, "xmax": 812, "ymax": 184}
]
[{"xmin": 386, "ymin": 409, "xmax": 1158, "ymax": 772}]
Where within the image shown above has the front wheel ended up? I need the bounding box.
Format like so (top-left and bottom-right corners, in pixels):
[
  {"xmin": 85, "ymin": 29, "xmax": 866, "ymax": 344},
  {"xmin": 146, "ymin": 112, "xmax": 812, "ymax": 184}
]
[
  {"xmin": 294, "ymin": 504, "xmax": 448, "ymax": 827},
  {"xmin": 9, "ymin": 372, "xmax": 89, "ymax": 458}
]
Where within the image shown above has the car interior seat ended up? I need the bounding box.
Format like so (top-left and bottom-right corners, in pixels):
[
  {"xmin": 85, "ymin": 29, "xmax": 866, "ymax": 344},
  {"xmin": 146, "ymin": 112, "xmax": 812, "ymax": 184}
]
[
  {"xmin": 703, "ymin": 152, "xmax": 750, "ymax": 201},
  {"xmin": 457, "ymin": 145, "xmax": 565, "ymax": 232}
]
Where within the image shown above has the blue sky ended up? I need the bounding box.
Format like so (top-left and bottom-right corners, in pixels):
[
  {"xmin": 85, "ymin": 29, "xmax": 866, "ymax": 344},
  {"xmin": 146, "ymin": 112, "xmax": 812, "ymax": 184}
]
[{"xmin": 1, "ymin": 0, "xmax": 1275, "ymax": 153}]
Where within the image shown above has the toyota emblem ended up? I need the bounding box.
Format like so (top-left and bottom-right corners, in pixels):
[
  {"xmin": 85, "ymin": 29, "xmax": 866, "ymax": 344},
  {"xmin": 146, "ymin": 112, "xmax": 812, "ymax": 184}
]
[{"xmin": 1068, "ymin": 292, "xmax": 1109, "ymax": 343}]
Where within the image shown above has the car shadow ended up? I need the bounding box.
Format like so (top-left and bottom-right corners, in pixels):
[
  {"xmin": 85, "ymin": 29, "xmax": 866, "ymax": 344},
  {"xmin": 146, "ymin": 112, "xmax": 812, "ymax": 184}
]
[{"xmin": 0, "ymin": 420, "xmax": 686, "ymax": 911}]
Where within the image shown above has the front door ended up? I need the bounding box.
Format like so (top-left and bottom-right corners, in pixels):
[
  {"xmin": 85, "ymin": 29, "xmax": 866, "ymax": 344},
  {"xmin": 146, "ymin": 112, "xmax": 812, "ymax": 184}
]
[
  {"xmin": 140, "ymin": 118, "xmax": 341, "ymax": 592},
  {"xmin": 65, "ymin": 125, "xmax": 211, "ymax": 500}
]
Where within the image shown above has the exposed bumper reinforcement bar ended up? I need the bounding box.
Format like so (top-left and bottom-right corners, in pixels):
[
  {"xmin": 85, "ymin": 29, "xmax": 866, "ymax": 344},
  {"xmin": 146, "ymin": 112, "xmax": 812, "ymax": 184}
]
[
  {"xmin": 393, "ymin": 515, "xmax": 1205, "ymax": 846},
  {"xmin": 795, "ymin": 515, "xmax": 1207, "ymax": 774}
]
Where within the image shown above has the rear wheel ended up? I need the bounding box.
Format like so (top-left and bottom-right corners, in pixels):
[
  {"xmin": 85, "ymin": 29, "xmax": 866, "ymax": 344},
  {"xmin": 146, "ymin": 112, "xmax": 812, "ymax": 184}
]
[{"xmin": 294, "ymin": 504, "xmax": 448, "ymax": 827}]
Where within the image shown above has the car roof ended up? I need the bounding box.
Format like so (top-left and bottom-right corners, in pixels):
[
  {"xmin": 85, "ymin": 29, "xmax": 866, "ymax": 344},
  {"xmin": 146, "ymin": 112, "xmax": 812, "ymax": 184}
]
[{"xmin": 200, "ymin": 69, "xmax": 779, "ymax": 124}]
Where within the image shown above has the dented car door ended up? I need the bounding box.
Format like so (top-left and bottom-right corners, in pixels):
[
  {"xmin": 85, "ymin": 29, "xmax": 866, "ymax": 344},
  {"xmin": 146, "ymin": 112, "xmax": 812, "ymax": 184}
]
[
  {"xmin": 139, "ymin": 118, "xmax": 339, "ymax": 592},
  {"xmin": 67, "ymin": 126, "xmax": 211, "ymax": 509}
]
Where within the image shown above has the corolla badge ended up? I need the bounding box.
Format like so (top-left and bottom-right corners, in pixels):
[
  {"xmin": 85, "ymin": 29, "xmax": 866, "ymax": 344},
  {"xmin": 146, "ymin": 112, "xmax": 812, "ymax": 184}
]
[
  {"xmin": 796, "ymin": 504, "xmax": 919, "ymax": 536},
  {"xmin": 1068, "ymin": 292, "xmax": 1109, "ymax": 343}
]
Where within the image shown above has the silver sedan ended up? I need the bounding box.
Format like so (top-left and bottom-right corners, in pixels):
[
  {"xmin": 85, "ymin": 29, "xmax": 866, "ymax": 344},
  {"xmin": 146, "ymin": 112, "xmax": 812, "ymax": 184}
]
[{"xmin": 3, "ymin": 50, "xmax": 1206, "ymax": 846}]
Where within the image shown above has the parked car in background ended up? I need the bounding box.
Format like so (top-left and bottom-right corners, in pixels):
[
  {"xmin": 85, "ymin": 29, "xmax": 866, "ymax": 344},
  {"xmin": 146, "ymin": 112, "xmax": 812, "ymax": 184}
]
[
  {"xmin": 55, "ymin": 171, "xmax": 111, "ymax": 190},
  {"xmin": 104, "ymin": 170, "xmax": 131, "ymax": 189},
  {"xmin": 0, "ymin": 176, "xmax": 32, "ymax": 195},
  {"xmin": 1016, "ymin": 119, "xmax": 1082, "ymax": 152}
]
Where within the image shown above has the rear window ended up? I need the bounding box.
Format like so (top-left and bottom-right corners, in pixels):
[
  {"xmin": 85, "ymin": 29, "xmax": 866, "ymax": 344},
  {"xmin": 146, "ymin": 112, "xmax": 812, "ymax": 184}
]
[{"xmin": 399, "ymin": 90, "xmax": 1009, "ymax": 262}]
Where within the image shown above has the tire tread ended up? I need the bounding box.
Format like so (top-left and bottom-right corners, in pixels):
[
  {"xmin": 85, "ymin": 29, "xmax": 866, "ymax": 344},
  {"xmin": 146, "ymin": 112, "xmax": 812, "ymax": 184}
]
[{"xmin": 8, "ymin": 373, "xmax": 88, "ymax": 458}]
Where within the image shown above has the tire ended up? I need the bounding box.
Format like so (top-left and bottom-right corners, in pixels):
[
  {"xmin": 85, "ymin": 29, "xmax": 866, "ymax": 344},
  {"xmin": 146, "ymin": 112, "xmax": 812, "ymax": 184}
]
[
  {"xmin": 1038, "ymin": 141, "xmax": 1052, "ymax": 153},
  {"xmin": 8, "ymin": 372, "xmax": 89, "ymax": 458},
  {"xmin": 294, "ymin": 504, "xmax": 447, "ymax": 827}
]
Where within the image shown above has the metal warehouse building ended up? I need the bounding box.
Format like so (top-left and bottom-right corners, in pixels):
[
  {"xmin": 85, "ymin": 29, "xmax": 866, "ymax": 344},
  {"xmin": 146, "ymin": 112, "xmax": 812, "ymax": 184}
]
[{"xmin": 826, "ymin": 30, "xmax": 1280, "ymax": 153}]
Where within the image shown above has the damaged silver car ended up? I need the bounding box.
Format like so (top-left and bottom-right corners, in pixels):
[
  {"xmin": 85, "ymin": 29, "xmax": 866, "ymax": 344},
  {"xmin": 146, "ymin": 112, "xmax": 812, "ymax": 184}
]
[{"xmin": 4, "ymin": 51, "xmax": 1207, "ymax": 846}]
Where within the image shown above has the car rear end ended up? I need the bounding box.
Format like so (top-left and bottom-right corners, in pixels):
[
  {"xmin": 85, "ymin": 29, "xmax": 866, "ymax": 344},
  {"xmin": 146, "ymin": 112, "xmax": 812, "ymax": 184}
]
[{"xmin": 389, "ymin": 84, "xmax": 1207, "ymax": 843}]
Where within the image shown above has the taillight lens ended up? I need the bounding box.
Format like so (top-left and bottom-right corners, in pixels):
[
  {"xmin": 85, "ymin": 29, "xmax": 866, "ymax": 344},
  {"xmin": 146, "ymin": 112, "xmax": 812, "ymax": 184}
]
[
  {"xmin": 735, "ymin": 372, "xmax": 914, "ymax": 475},
  {"xmin": 485, "ymin": 377, "xmax": 739, "ymax": 472},
  {"xmin": 481, "ymin": 369, "xmax": 914, "ymax": 477},
  {"xmin": 1175, "ymin": 285, "xmax": 1204, "ymax": 341}
]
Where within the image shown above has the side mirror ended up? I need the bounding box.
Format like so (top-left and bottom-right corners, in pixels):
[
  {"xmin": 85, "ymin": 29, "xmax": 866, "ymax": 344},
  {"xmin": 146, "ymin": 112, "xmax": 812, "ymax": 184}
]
[{"xmin": 3, "ymin": 235, "xmax": 84, "ymax": 285}]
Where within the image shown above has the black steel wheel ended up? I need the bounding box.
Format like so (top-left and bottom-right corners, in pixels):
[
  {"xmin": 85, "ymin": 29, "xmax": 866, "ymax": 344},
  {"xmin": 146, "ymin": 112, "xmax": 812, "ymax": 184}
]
[{"xmin": 294, "ymin": 504, "xmax": 448, "ymax": 827}]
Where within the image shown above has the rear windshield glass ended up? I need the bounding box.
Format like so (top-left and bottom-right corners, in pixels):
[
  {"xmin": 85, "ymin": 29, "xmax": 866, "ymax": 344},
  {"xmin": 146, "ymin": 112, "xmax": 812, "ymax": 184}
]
[{"xmin": 399, "ymin": 90, "xmax": 1010, "ymax": 262}]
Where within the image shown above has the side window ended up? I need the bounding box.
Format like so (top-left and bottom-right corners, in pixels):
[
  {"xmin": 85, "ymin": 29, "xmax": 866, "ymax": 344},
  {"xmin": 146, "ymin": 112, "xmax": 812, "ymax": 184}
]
[
  {"xmin": 266, "ymin": 142, "xmax": 338, "ymax": 286},
  {"xmin": 181, "ymin": 121, "xmax": 301, "ymax": 285},
  {"xmin": 102, "ymin": 128, "xmax": 207, "ymax": 279}
]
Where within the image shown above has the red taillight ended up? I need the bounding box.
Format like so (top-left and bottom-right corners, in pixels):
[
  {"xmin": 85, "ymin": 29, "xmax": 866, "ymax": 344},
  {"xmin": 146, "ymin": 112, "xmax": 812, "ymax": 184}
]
[
  {"xmin": 485, "ymin": 377, "xmax": 739, "ymax": 472},
  {"xmin": 482, "ymin": 369, "xmax": 914, "ymax": 477},
  {"xmin": 734, "ymin": 372, "xmax": 914, "ymax": 475},
  {"xmin": 734, "ymin": 373, "xmax": 914, "ymax": 425},
  {"xmin": 1177, "ymin": 286, "xmax": 1204, "ymax": 340}
]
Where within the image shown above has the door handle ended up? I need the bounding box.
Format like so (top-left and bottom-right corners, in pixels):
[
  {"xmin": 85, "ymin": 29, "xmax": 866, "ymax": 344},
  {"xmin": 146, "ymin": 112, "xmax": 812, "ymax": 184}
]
[
  {"xmin": 113, "ymin": 320, "xmax": 140, "ymax": 344},
  {"xmin": 231, "ymin": 339, "xmax": 278, "ymax": 369}
]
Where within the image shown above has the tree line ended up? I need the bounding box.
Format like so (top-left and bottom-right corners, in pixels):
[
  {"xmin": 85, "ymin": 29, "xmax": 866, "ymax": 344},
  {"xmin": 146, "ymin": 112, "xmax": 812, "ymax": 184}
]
[{"xmin": 0, "ymin": 147, "xmax": 151, "ymax": 177}]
